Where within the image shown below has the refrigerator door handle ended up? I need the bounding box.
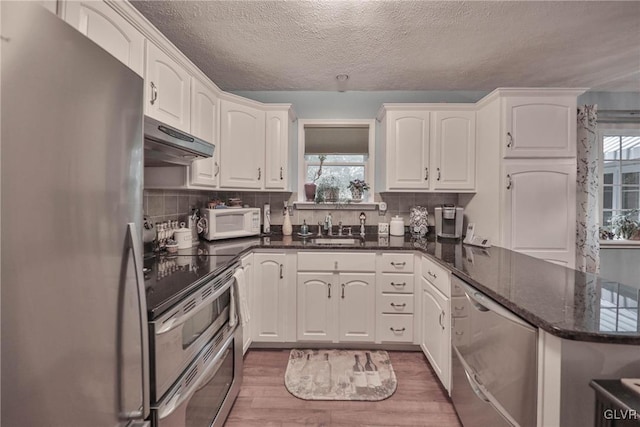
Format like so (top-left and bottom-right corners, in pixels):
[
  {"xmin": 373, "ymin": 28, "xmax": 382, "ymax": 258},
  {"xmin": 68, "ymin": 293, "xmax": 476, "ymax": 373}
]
[{"xmin": 125, "ymin": 223, "xmax": 150, "ymax": 421}]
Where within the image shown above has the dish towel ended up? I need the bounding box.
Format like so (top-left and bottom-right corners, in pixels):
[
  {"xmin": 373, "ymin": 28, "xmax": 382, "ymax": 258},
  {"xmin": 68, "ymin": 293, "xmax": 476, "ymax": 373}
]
[{"xmin": 232, "ymin": 267, "xmax": 250, "ymax": 326}]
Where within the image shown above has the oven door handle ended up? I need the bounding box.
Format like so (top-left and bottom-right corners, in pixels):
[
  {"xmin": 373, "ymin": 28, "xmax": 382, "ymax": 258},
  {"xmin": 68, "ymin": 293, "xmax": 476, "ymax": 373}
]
[
  {"xmin": 155, "ymin": 277, "xmax": 234, "ymax": 335},
  {"xmin": 157, "ymin": 331, "xmax": 235, "ymax": 419}
]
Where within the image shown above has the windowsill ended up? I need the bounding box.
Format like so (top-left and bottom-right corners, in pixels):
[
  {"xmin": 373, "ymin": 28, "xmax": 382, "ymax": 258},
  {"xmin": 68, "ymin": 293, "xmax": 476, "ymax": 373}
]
[
  {"xmin": 293, "ymin": 201, "xmax": 382, "ymax": 211},
  {"xmin": 600, "ymin": 239, "xmax": 640, "ymax": 248}
]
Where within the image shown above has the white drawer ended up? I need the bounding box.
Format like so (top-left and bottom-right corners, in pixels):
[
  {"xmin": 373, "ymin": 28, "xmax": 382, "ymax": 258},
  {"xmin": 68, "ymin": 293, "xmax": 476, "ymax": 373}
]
[
  {"xmin": 297, "ymin": 252, "xmax": 376, "ymax": 272},
  {"xmin": 378, "ymin": 294, "xmax": 414, "ymax": 314},
  {"xmin": 421, "ymin": 256, "xmax": 450, "ymax": 296},
  {"xmin": 453, "ymin": 316, "xmax": 469, "ymax": 347},
  {"xmin": 451, "ymin": 296, "xmax": 469, "ymax": 318},
  {"xmin": 379, "ymin": 253, "xmax": 414, "ymax": 273},
  {"xmin": 451, "ymin": 278, "xmax": 466, "ymax": 297},
  {"xmin": 379, "ymin": 273, "xmax": 414, "ymax": 293},
  {"xmin": 377, "ymin": 314, "xmax": 414, "ymax": 342}
]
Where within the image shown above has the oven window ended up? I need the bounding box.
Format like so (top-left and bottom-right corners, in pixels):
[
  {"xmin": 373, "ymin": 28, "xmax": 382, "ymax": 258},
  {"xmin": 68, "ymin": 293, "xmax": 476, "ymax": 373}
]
[
  {"xmin": 185, "ymin": 346, "xmax": 234, "ymax": 427},
  {"xmin": 181, "ymin": 289, "xmax": 230, "ymax": 348}
]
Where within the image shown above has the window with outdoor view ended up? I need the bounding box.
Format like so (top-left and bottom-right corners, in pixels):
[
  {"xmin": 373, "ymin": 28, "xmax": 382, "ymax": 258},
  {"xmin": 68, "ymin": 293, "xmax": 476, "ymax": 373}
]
[
  {"xmin": 299, "ymin": 121, "xmax": 375, "ymax": 204},
  {"xmin": 602, "ymin": 134, "xmax": 640, "ymax": 231}
]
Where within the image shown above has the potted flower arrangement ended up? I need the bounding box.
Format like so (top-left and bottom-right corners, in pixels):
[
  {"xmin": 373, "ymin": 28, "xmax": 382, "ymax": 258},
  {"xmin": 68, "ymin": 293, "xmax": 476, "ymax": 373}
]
[
  {"xmin": 348, "ymin": 179, "xmax": 370, "ymax": 202},
  {"xmin": 610, "ymin": 210, "xmax": 640, "ymax": 240},
  {"xmin": 315, "ymin": 175, "xmax": 340, "ymax": 203},
  {"xmin": 304, "ymin": 155, "xmax": 326, "ymax": 202}
]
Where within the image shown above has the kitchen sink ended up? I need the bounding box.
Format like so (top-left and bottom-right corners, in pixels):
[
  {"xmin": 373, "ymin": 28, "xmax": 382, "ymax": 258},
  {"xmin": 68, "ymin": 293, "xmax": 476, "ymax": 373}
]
[{"xmin": 309, "ymin": 237, "xmax": 362, "ymax": 245}]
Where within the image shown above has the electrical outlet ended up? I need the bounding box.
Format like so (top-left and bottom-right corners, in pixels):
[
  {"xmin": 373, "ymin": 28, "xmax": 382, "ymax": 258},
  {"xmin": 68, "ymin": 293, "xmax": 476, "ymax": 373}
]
[{"xmin": 378, "ymin": 222, "xmax": 389, "ymax": 235}]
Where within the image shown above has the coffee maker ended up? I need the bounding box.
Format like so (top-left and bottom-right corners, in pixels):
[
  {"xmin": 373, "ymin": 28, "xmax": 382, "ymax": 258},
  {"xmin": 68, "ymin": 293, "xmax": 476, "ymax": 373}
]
[{"xmin": 434, "ymin": 204, "xmax": 464, "ymax": 239}]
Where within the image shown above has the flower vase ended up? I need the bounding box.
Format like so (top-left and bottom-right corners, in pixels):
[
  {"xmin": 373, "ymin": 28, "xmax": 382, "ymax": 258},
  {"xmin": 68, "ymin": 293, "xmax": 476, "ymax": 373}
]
[
  {"xmin": 350, "ymin": 188, "xmax": 363, "ymax": 202},
  {"xmin": 304, "ymin": 183, "xmax": 317, "ymax": 202}
]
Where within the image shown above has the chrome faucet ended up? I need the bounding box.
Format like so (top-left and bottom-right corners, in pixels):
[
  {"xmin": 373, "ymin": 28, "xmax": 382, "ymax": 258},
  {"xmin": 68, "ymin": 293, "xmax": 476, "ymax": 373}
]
[{"xmin": 359, "ymin": 212, "xmax": 366, "ymax": 237}]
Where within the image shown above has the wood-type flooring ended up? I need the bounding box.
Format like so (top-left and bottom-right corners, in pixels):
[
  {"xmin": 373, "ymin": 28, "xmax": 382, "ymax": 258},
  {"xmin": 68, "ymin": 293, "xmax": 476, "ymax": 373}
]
[{"xmin": 224, "ymin": 349, "xmax": 462, "ymax": 427}]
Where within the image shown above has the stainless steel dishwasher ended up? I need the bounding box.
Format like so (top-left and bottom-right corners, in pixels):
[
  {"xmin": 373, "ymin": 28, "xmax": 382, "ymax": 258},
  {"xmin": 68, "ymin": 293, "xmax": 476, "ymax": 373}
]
[{"xmin": 451, "ymin": 276, "xmax": 538, "ymax": 427}]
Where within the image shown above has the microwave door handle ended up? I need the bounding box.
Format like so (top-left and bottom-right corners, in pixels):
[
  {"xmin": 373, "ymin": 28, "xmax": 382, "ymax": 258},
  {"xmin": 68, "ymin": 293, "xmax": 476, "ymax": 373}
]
[
  {"xmin": 157, "ymin": 332, "xmax": 235, "ymax": 419},
  {"xmin": 122, "ymin": 223, "xmax": 150, "ymax": 421},
  {"xmin": 155, "ymin": 277, "xmax": 234, "ymax": 335}
]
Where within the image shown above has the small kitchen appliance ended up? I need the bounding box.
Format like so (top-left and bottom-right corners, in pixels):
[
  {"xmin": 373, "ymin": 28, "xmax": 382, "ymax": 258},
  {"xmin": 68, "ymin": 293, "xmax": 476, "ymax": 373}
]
[
  {"xmin": 201, "ymin": 207, "xmax": 261, "ymax": 241},
  {"xmin": 434, "ymin": 205, "xmax": 464, "ymax": 239}
]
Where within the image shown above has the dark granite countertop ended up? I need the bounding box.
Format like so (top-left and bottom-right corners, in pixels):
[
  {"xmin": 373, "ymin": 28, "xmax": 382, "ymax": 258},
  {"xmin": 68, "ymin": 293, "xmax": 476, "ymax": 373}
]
[{"xmin": 189, "ymin": 233, "xmax": 640, "ymax": 345}]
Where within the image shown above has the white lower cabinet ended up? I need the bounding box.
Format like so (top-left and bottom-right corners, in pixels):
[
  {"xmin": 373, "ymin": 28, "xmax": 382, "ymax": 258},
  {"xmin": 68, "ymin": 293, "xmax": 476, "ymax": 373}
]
[
  {"xmin": 296, "ymin": 272, "xmax": 375, "ymax": 343},
  {"xmin": 420, "ymin": 277, "xmax": 451, "ymax": 392},
  {"xmin": 252, "ymin": 252, "xmax": 290, "ymax": 342},
  {"xmin": 240, "ymin": 253, "xmax": 253, "ymax": 354}
]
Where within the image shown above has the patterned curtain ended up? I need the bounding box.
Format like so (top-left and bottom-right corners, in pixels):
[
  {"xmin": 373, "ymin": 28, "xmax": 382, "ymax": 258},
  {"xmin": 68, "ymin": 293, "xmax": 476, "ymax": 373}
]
[{"xmin": 576, "ymin": 105, "xmax": 600, "ymax": 273}]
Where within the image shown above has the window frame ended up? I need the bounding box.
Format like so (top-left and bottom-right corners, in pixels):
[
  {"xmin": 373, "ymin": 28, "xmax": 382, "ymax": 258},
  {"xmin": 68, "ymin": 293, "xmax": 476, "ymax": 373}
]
[
  {"xmin": 297, "ymin": 119, "xmax": 376, "ymax": 203},
  {"xmin": 598, "ymin": 127, "xmax": 640, "ymax": 239}
]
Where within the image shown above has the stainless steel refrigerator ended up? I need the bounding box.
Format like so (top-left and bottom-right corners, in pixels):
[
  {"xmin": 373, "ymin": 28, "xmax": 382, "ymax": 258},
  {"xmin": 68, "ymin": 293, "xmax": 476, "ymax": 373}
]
[{"xmin": 2, "ymin": 3, "xmax": 149, "ymax": 426}]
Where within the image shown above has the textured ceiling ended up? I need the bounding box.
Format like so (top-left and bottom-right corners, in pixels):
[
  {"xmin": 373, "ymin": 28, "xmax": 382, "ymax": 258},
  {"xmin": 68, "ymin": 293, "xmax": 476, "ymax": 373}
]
[{"xmin": 131, "ymin": 1, "xmax": 640, "ymax": 92}]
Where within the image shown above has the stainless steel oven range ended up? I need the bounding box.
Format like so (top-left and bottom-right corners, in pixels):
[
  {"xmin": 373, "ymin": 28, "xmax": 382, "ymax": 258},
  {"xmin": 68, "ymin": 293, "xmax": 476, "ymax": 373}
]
[{"xmin": 145, "ymin": 254, "xmax": 243, "ymax": 427}]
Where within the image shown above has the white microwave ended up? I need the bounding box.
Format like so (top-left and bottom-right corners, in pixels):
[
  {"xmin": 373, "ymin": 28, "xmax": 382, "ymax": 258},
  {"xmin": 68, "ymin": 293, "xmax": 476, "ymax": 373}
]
[{"xmin": 201, "ymin": 207, "xmax": 261, "ymax": 241}]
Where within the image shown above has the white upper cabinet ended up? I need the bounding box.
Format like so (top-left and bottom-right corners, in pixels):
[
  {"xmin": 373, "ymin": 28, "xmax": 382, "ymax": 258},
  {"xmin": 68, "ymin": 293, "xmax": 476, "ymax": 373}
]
[
  {"xmin": 432, "ymin": 111, "xmax": 476, "ymax": 190},
  {"xmin": 64, "ymin": 1, "xmax": 144, "ymax": 75},
  {"xmin": 219, "ymin": 99, "xmax": 265, "ymax": 189},
  {"xmin": 503, "ymin": 95, "xmax": 578, "ymax": 158},
  {"xmin": 502, "ymin": 161, "xmax": 576, "ymax": 266},
  {"xmin": 189, "ymin": 78, "xmax": 219, "ymax": 187},
  {"xmin": 264, "ymin": 109, "xmax": 289, "ymax": 190},
  {"xmin": 144, "ymin": 42, "xmax": 191, "ymax": 132},
  {"xmin": 383, "ymin": 110, "xmax": 431, "ymax": 190}
]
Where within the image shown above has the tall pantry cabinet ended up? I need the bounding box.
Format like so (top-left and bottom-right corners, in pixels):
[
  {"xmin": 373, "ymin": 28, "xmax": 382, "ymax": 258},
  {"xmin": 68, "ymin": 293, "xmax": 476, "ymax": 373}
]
[{"xmin": 464, "ymin": 89, "xmax": 584, "ymax": 268}]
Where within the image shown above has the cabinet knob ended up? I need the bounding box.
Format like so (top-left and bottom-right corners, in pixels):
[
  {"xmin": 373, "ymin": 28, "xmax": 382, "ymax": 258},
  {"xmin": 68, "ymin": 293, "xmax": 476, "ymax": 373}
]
[{"xmin": 506, "ymin": 132, "xmax": 513, "ymax": 148}]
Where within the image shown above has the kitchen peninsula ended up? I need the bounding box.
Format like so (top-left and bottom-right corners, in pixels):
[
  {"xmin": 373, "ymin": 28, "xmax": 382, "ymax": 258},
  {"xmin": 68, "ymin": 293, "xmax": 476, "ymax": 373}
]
[{"xmin": 184, "ymin": 232, "xmax": 640, "ymax": 427}]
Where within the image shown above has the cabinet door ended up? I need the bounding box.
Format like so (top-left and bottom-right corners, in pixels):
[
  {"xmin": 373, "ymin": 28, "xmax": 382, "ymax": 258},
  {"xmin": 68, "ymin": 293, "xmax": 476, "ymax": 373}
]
[
  {"xmin": 265, "ymin": 110, "xmax": 288, "ymax": 190},
  {"xmin": 253, "ymin": 253, "xmax": 286, "ymax": 342},
  {"xmin": 420, "ymin": 278, "xmax": 450, "ymax": 391},
  {"xmin": 339, "ymin": 273, "xmax": 375, "ymax": 342},
  {"xmin": 502, "ymin": 162, "xmax": 576, "ymax": 267},
  {"xmin": 219, "ymin": 99, "xmax": 265, "ymax": 189},
  {"xmin": 240, "ymin": 254, "xmax": 253, "ymax": 354},
  {"xmin": 432, "ymin": 111, "xmax": 476, "ymax": 190},
  {"xmin": 386, "ymin": 111, "xmax": 430, "ymax": 190},
  {"xmin": 189, "ymin": 78, "xmax": 219, "ymax": 187},
  {"xmin": 64, "ymin": 1, "xmax": 144, "ymax": 75},
  {"xmin": 504, "ymin": 96, "xmax": 576, "ymax": 158},
  {"xmin": 145, "ymin": 42, "xmax": 191, "ymax": 132},
  {"xmin": 297, "ymin": 272, "xmax": 336, "ymax": 342}
]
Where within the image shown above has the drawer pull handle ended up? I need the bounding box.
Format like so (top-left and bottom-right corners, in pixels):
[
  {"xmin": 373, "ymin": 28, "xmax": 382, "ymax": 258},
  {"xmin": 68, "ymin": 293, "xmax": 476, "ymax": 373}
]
[
  {"xmin": 390, "ymin": 261, "xmax": 406, "ymax": 267},
  {"xmin": 424, "ymin": 167, "xmax": 429, "ymax": 181},
  {"xmin": 390, "ymin": 303, "xmax": 407, "ymax": 309},
  {"xmin": 427, "ymin": 271, "xmax": 437, "ymax": 279},
  {"xmin": 328, "ymin": 283, "xmax": 331, "ymax": 299},
  {"xmin": 390, "ymin": 282, "xmax": 406, "ymax": 287},
  {"xmin": 279, "ymin": 264, "xmax": 283, "ymax": 279},
  {"xmin": 506, "ymin": 131, "xmax": 513, "ymax": 148},
  {"xmin": 455, "ymin": 331, "xmax": 464, "ymax": 336},
  {"xmin": 455, "ymin": 305, "xmax": 464, "ymax": 311},
  {"xmin": 341, "ymin": 283, "xmax": 345, "ymax": 299},
  {"xmin": 389, "ymin": 327, "xmax": 406, "ymax": 333},
  {"xmin": 280, "ymin": 167, "xmax": 283, "ymax": 180}
]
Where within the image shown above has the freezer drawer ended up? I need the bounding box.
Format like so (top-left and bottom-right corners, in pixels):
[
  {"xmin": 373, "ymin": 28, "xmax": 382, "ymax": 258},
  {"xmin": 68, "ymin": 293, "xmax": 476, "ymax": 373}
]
[{"xmin": 452, "ymin": 277, "xmax": 538, "ymax": 427}]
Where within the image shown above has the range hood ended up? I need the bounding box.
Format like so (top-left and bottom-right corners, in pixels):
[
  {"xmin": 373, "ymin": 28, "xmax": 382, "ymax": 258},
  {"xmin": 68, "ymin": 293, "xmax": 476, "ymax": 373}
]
[{"xmin": 144, "ymin": 116, "xmax": 214, "ymax": 166}]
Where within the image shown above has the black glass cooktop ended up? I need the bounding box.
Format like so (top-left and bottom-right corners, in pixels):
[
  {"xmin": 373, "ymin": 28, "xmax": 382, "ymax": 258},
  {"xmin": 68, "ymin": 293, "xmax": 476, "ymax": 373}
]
[{"xmin": 144, "ymin": 251, "xmax": 237, "ymax": 319}]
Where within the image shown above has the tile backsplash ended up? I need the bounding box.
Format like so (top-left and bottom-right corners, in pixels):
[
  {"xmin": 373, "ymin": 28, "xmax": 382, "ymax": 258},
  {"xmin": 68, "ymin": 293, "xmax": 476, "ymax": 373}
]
[{"xmin": 144, "ymin": 189, "xmax": 459, "ymax": 230}]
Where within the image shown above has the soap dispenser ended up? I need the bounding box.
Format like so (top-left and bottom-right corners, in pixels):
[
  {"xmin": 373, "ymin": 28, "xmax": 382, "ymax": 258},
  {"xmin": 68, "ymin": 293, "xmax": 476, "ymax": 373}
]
[{"xmin": 282, "ymin": 203, "xmax": 293, "ymax": 236}]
